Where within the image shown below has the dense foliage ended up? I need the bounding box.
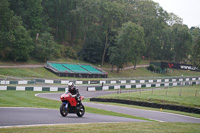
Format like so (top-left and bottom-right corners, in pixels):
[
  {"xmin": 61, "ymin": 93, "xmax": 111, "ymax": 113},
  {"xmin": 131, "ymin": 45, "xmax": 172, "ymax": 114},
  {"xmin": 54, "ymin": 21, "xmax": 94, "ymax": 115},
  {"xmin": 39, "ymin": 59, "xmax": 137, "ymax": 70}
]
[{"xmin": 0, "ymin": 0, "xmax": 200, "ymax": 69}]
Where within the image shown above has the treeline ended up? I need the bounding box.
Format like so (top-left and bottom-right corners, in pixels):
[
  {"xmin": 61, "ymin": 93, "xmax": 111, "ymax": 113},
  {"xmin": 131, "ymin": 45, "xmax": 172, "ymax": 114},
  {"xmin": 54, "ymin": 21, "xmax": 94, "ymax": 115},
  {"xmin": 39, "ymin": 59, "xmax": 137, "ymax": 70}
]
[{"xmin": 0, "ymin": 0, "xmax": 200, "ymax": 70}]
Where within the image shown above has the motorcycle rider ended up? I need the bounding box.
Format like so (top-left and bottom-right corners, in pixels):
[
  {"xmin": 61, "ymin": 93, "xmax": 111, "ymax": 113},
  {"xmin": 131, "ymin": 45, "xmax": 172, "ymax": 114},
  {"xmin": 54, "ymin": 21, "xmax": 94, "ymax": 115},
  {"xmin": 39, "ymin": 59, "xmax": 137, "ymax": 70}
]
[{"xmin": 68, "ymin": 82, "xmax": 81, "ymax": 103}]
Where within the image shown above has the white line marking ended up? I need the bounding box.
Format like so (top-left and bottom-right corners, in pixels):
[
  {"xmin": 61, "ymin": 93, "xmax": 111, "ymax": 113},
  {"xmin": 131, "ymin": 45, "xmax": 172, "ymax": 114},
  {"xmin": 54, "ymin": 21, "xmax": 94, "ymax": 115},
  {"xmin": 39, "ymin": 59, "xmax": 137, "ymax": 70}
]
[
  {"xmin": 0, "ymin": 122, "xmax": 125, "ymax": 128},
  {"xmin": 148, "ymin": 118, "xmax": 165, "ymax": 122}
]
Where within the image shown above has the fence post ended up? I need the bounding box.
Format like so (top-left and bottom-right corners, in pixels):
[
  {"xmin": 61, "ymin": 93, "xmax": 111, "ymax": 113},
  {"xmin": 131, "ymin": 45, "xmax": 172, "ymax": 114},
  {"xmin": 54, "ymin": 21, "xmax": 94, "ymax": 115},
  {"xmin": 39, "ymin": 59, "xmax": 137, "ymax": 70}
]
[
  {"xmin": 165, "ymin": 87, "xmax": 168, "ymax": 95},
  {"xmin": 195, "ymin": 90, "xmax": 197, "ymax": 97},
  {"xmin": 179, "ymin": 89, "xmax": 182, "ymax": 96}
]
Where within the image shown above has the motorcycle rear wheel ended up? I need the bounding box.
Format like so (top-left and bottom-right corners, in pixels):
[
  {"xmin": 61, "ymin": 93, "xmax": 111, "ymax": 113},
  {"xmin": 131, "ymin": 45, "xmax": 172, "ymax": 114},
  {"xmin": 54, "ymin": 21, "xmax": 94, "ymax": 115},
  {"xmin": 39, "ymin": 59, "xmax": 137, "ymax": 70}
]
[
  {"xmin": 60, "ymin": 104, "xmax": 69, "ymax": 117},
  {"xmin": 76, "ymin": 104, "xmax": 85, "ymax": 117}
]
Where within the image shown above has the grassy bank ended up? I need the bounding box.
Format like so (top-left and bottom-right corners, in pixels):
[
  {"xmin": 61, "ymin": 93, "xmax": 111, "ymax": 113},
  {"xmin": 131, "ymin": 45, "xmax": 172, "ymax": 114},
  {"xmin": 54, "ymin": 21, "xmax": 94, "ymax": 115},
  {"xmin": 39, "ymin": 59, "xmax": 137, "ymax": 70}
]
[
  {"xmin": 108, "ymin": 67, "xmax": 200, "ymax": 78},
  {"xmin": 99, "ymin": 86, "xmax": 200, "ymax": 109},
  {"xmin": 0, "ymin": 122, "xmax": 200, "ymax": 133},
  {"xmin": 0, "ymin": 68, "xmax": 58, "ymax": 79},
  {"xmin": 0, "ymin": 67, "xmax": 199, "ymax": 79}
]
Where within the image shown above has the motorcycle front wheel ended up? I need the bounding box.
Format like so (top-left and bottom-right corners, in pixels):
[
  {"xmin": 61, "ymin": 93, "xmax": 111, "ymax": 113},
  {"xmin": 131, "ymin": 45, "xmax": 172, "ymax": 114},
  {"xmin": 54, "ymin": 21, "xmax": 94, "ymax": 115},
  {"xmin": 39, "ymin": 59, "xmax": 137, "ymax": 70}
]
[
  {"xmin": 76, "ymin": 104, "xmax": 85, "ymax": 117},
  {"xmin": 60, "ymin": 103, "xmax": 69, "ymax": 117}
]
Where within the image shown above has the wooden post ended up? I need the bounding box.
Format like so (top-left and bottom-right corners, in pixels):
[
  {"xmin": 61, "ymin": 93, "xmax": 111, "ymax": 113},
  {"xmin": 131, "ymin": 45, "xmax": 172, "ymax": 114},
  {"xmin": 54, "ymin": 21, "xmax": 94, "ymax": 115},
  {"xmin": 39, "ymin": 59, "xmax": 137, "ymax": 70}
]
[
  {"xmin": 195, "ymin": 90, "xmax": 197, "ymax": 97},
  {"xmin": 179, "ymin": 89, "xmax": 182, "ymax": 96}
]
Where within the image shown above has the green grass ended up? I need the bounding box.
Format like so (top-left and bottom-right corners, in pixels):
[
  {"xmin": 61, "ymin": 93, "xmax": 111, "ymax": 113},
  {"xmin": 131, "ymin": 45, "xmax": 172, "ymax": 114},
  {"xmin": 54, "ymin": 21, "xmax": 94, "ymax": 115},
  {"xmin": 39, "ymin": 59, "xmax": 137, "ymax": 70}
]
[
  {"xmin": 0, "ymin": 91, "xmax": 60, "ymax": 109},
  {"xmin": 0, "ymin": 67, "xmax": 199, "ymax": 79},
  {"xmin": 0, "ymin": 68, "xmax": 59, "ymax": 78},
  {"xmin": 0, "ymin": 91, "xmax": 150, "ymax": 121},
  {"xmin": 99, "ymin": 86, "xmax": 200, "ymax": 109},
  {"xmin": 0, "ymin": 122, "xmax": 200, "ymax": 133},
  {"xmin": 108, "ymin": 67, "xmax": 200, "ymax": 78},
  {"xmin": 85, "ymin": 106, "xmax": 150, "ymax": 121}
]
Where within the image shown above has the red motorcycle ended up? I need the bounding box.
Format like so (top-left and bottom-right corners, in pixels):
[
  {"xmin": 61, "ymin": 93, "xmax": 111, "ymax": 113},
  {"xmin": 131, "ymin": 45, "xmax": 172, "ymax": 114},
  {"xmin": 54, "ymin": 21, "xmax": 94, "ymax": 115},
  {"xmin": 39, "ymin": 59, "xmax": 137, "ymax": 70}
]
[{"xmin": 60, "ymin": 91, "xmax": 85, "ymax": 117}]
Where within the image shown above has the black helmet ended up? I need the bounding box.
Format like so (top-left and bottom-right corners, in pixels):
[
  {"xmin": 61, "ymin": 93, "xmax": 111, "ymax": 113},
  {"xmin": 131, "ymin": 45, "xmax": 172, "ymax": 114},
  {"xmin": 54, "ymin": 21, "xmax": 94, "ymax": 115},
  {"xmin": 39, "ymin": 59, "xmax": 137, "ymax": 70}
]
[{"xmin": 68, "ymin": 82, "xmax": 74, "ymax": 90}]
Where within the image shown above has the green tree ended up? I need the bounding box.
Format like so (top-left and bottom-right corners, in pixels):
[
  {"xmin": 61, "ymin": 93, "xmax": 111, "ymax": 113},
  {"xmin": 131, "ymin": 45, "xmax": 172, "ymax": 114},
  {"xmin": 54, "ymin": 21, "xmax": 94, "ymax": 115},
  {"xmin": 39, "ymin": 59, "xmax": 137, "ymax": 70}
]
[
  {"xmin": 117, "ymin": 21, "xmax": 145, "ymax": 70},
  {"xmin": 79, "ymin": 27, "xmax": 103, "ymax": 63},
  {"xmin": 160, "ymin": 27, "xmax": 174, "ymax": 60},
  {"xmin": 167, "ymin": 13, "xmax": 183, "ymax": 26},
  {"xmin": 125, "ymin": 0, "xmax": 168, "ymax": 60},
  {"xmin": 42, "ymin": 0, "xmax": 81, "ymax": 45},
  {"xmin": 109, "ymin": 21, "xmax": 145, "ymax": 73},
  {"xmin": 0, "ymin": 0, "xmax": 33, "ymax": 61},
  {"xmin": 190, "ymin": 27, "xmax": 200, "ymax": 43},
  {"xmin": 192, "ymin": 36, "xmax": 200, "ymax": 68},
  {"xmin": 99, "ymin": 1, "xmax": 125, "ymax": 66},
  {"xmin": 171, "ymin": 24, "xmax": 193, "ymax": 62},
  {"xmin": 75, "ymin": 0, "xmax": 101, "ymax": 41},
  {"xmin": 35, "ymin": 32, "xmax": 58, "ymax": 62},
  {"xmin": 0, "ymin": 0, "xmax": 14, "ymax": 59},
  {"xmin": 10, "ymin": 0, "xmax": 43, "ymax": 38},
  {"xmin": 108, "ymin": 45, "xmax": 125, "ymax": 72},
  {"xmin": 9, "ymin": 26, "xmax": 33, "ymax": 61}
]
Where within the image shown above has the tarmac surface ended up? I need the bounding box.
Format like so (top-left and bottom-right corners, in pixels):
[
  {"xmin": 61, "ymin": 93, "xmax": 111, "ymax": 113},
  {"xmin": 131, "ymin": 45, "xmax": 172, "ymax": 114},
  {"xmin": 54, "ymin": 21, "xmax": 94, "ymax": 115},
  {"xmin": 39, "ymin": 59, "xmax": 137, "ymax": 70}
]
[{"xmin": 0, "ymin": 107, "xmax": 145, "ymax": 127}]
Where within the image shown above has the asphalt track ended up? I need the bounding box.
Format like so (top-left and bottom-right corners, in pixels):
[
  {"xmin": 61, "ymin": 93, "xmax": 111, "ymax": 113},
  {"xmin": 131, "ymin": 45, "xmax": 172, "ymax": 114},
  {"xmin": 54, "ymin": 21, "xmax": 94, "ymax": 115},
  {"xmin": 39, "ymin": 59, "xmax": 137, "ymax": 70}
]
[{"xmin": 0, "ymin": 107, "xmax": 145, "ymax": 127}]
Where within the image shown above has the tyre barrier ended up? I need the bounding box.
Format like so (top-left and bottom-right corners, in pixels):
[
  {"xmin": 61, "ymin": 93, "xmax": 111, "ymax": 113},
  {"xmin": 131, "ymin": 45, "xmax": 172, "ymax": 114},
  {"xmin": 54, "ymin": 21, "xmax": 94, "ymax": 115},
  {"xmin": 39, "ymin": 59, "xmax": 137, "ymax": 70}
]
[
  {"xmin": 90, "ymin": 98, "xmax": 200, "ymax": 114},
  {"xmin": 0, "ymin": 76, "xmax": 200, "ymax": 85}
]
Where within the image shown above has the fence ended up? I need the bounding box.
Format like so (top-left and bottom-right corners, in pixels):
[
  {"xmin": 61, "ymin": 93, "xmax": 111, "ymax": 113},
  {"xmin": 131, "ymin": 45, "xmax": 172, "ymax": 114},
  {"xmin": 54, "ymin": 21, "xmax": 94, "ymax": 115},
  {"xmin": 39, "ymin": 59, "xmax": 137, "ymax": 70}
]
[
  {"xmin": 115, "ymin": 86, "xmax": 200, "ymax": 97},
  {"xmin": 1, "ymin": 76, "xmax": 200, "ymax": 85},
  {"xmin": 87, "ymin": 81, "xmax": 200, "ymax": 91}
]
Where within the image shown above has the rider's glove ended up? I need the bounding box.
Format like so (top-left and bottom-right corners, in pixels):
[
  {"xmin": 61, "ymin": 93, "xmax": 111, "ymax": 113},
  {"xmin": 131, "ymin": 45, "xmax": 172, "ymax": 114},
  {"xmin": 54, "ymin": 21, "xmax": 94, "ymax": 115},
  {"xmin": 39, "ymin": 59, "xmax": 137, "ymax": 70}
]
[
  {"xmin": 77, "ymin": 97, "xmax": 80, "ymax": 101},
  {"xmin": 72, "ymin": 95, "xmax": 76, "ymax": 98}
]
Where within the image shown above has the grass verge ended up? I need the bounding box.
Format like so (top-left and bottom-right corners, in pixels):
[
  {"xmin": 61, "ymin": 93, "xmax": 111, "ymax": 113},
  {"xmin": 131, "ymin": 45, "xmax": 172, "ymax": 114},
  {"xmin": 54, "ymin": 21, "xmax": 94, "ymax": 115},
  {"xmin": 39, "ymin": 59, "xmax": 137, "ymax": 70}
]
[
  {"xmin": 98, "ymin": 86, "xmax": 200, "ymax": 109},
  {"xmin": 88, "ymin": 101, "xmax": 200, "ymax": 118},
  {"xmin": 0, "ymin": 122, "xmax": 200, "ymax": 133},
  {"xmin": 107, "ymin": 67, "xmax": 200, "ymax": 78}
]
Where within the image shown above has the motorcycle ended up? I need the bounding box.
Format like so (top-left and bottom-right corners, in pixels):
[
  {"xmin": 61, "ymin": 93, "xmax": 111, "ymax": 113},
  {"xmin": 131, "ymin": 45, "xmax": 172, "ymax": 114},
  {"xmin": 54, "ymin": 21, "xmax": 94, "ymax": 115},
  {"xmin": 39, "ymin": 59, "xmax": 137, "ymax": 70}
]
[{"xmin": 60, "ymin": 91, "xmax": 85, "ymax": 117}]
